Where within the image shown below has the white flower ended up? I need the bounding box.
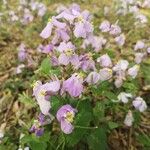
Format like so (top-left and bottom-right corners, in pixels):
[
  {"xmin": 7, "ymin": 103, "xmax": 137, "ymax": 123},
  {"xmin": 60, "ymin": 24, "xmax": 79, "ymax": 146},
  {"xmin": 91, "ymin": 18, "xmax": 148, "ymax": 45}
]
[
  {"xmin": 118, "ymin": 92, "xmax": 132, "ymax": 103},
  {"xmin": 132, "ymin": 97, "xmax": 147, "ymax": 112},
  {"xmin": 124, "ymin": 110, "xmax": 134, "ymax": 127}
]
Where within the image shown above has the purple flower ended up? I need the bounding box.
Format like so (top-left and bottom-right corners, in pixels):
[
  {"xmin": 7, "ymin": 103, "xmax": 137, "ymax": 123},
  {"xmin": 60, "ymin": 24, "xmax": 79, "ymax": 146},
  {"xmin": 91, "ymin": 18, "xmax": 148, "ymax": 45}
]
[
  {"xmin": 56, "ymin": 104, "xmax": 77, "ymax": 134},
  {"xmin": 134, "ymin": 40, "xmax": 145, "ymax": 51},
  {"xmin": 99, "ymin": 68, "xmax": 113, "ymax": 81},
  {"xmin": 40, "ymin": 17, "xmax": 66, "ymax": 39},
  {"xmin": 128, "ymin": 65, "xmax": 140, "ymax": 78},
  {"xmin": 113, "ymin": 60, "xmax": 129, "ymax": 72},
  {"xmin": 18, "ymin": 43, "xmax": 27, "ymax": 62},
  {"xmin": 99, "ymin": 20, "xmax": 110, "ymax": 32},
  {"xmin": 109, "ymin": 24, "xmax": 121, "ymax": 36},
  {"xmin": 79, "ymin": 53, "xmax": 96, "ymax": 72},
  {"xmin": 42, "ymin": 44, "xmax": 54, "ymax": 54},
  {"xmin": 33, "ymin": 80, "xmax": 60, "ymax": 115},
  {"xmin": 30, "ymin": 119, "xmax": 44, "ymax": 137},
  {"xmin": 85, "ymin": 72, "xmax": 100, "ymax": 84},
  {"xmin": 73, "ymin": 11, "xmax": 93, "ymax": 38},
  {"xmin": 81, "ymin": 35, "xmax": 106, "ymax": 52},
  {"xmin": 52, "ymin": 28, "xmax": 70, "ymax": 45},
  {"xmin": 132, "ymin": 97, "xmax": 147, "ymax": 112},
  {"xmin": 62, "ymin": 73, "xmax": 83, "ymax": 97},
  {"xmin": 21, "ymin": 9, "xmax": 34, "ymax": 25},
  {"xmin": 97, "ymin": 54, "xmax": 112, "ymax": 68},
  {"xmin": 134, "ymin": 52, "xmax": 145, "ymax": 64},
  {"xmin": 115, "ymin": 34, "xmax": 125, "ymax": 46},
  {"xmin": 74, "ymin": 21, "xmax": 93, "ymax": 38},
  {"xmin": 57, "ymin": 42, "xmax": 75, "ymax": 53}
]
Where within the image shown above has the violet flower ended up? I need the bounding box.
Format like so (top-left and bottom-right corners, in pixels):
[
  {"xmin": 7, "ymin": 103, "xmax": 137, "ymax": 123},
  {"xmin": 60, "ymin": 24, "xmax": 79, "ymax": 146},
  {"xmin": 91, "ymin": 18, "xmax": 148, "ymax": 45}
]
[
  {"xmin": 115, "ymin": 33, "xmax": 125, "ymax": 46},
  {"xmin": 132, "ymin": 97, "xmax": 147, "ymax": 112},
  {"xmin": 62, "ymin": 73, "xmax": 83, "ymax": 97},
  {"xmin": 99, "ymin": 20, "xmax": 111, "ymax": 32},
  {"xmin": 79, "ymin": 53, "xmax": 96, "ymax": 72},
  {"xmin": 40, "ymin": 17, "xmax": 66, "ymax": 39},
  {"xmin": 97, "ymin": 54, "xmax": 112, "ymax": 68},
  {"xmin": 134, "ymin": 52, "xmax": 145, "ymax": 64},
  {"xmin": 33, "ymin": 80, "xmax": 60, "ymax": 115},
  {"xmin": 128, "ymin": 65, "xmax": 140, "ymax": 78},
  {"xmin": 134, "ymin": 40, "xmax": 145, "ymax": 51},
  {"xmin": 18, "ymin": 43, "xmax": 27, "ymax": 62},
  {"xmin": 109, "ymin": 24, "xmax": 121, "ymax": 36},
  {"xmin": 99, "ymin": 68, "xmax": 113, "ymax": 81},
  {"xmin": 56, "ymin": 104, "xmax": 77, "ymax": 134},
  {"xmin": 85, "ymin": 72, "xmax": 100, "ymax": 84}
]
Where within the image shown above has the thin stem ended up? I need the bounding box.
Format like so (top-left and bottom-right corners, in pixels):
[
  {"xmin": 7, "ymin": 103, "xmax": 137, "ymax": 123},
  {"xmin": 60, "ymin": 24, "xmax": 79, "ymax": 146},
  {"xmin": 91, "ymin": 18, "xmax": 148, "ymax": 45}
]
[{"xmin": 75, "ymin": 125, "xmax": 98, "ymax": 129}]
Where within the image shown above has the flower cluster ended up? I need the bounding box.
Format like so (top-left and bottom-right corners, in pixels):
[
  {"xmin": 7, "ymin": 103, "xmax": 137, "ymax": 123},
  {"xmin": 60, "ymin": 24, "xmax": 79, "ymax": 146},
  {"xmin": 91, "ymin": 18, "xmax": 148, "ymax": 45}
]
[
  {"xmin": 30, "ymin": 3, "xmax": 148, "ymax": 135},
  {"xmin": 2, "ymin": 0, "xmax": 47, "ymax": 25}
]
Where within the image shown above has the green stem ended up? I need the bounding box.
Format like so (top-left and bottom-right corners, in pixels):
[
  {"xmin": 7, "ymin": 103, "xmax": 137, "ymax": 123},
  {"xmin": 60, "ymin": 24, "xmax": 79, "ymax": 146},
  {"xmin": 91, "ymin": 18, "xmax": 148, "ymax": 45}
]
[{"xmin": 75, "ymin": 125, "xmax": 98, "ymax": 129}]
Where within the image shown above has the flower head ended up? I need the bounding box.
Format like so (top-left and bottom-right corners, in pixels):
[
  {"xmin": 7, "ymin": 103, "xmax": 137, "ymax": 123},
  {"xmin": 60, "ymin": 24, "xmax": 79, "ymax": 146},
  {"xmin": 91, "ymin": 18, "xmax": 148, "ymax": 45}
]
[
  {"xmin": 124, "ymin": 110, "xmax": 134, "ymax": 127},
  {"xmin": 56, "ymin": 104, "xmax": 77, "ymax": 134},
  {"xmin": 132, "ymin": 97, "xmax": 147, "ymax": 112},
  {"xmin": 118, "ymin": 92, "xmax": 132, "ymax": 103}
]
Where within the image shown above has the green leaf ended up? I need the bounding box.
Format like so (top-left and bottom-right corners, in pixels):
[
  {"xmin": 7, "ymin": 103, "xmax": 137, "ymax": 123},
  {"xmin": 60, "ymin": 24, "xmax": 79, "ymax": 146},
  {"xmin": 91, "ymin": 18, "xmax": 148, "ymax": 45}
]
[
  {"xmin": 93, "ymin": 101, "xmax": 105, "ymax": 119},
  {"xmin": 136, "ymin": 133, "xmax": 150, "ymax": 147},
  {"xmin": 87, "ymin": 127, "xmax": 108, "ymax": 150},
  {"xmin": 108, "ymin": 121, "xmax": 119, "ymax": 130},
  {"xmin": 40, "ymin": 57, "xmax": 52, "ymax": 75}
]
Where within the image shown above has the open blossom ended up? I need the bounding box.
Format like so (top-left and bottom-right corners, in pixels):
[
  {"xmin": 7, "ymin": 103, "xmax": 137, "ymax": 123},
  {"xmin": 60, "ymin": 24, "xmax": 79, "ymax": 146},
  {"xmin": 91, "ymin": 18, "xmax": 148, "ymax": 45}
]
[
  {"xmin": 113, "ymin": 60, "xmax": 129, "ymax": 72},
  {"xmin": 74, "ymin": 18, "xmax": 93, "ymax": 38},
  {"xmin": 56, "ymin": 104, "xmax": 77, "ymax": 134},
  {"xmin": 124, "ymin": 110, "xmax": 134, "ymax": 127},
  {"xmin": 132, "ymin": 97, "xmax": 147, "ymax": 112},
  {"xmin": 40, "ymin": 17, "xmax": 66, "ymax": 39},
  {"xmin": 57, "ymin": 42, "xmax": 75, "ymax": 52},
  {"xmin": 57, "ymin": 42, "xmax": 79, "ymax": 67},
  {"xmin": 118, "ymin": 92, "xmax": 132, "ymax": 103},
  {"xmin": 82, "ymin": 35, "xmax": 106, "ymax": 52},
  {"xmin": 115, "ymin": 33, "xmax": 125, "ymax": 46},
  {"xmin": 97, "ymin": 54, "xmax": 112, "ymax": 68},
  {"xmin": 134, "ymin": 52, "xmax": 145, "ymax": 64},
  {"xmin": 62, "ymin": 73, "xmax": 83, "ymax": 97},
  {"xmin": 134, "ymin": 40, "xmax": 145, "ymax": 51},
  {"xmin": 99, "ymin": 20, "xmax": 110, "ymax": 32},
  {"xmin": 79, "ymin": 53, "xmax": 96, "ymax": 72},
  {"xmin": 33, "ymin": 80, "xmax": 60, "ymax": 115},
  {"xmin": 99, "ymin": 68, "xmax": 112, "ymax": 81},
  {"xmin": 128, "ymin": 65, "xmax": 140, "ymax": 78},
  {"xmin": 109, "ymin": 24, "xmax": 121, "ymax": 36},
  {"xmin": 52, "ymin": 28, "xmax": 70, "ymax": 44},
  {"xmin": 85, "ymin": 72, "xmax": 100, "ymax": 84}
]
